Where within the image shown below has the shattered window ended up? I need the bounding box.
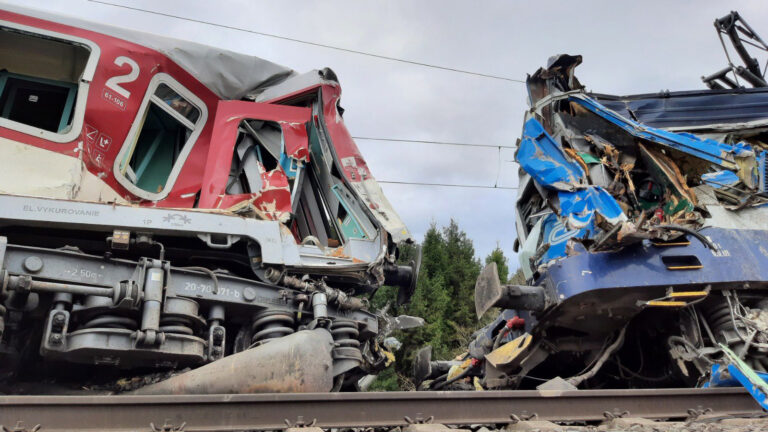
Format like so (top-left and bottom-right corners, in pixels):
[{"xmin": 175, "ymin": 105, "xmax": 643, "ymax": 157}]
[
  {"xmin": 0, "ymin": 24, "xmax": 93, "ymax": 141},
  {"xmin": 291, "ymin": 119, "xmax": 345, "ymax": 247},
  {"xmin": 116, "ymin": 75, "xmax": 206, "ymax": 199}
]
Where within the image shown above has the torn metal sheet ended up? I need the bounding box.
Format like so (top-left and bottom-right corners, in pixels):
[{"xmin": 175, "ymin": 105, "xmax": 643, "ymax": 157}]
[
  {"xmin": 517, "ymin": 118, "xmax": 585, "ymax": 191},
  {"xmin": 516, "ymin": 53, "xmax": 768, "ymax": 268},
  {"xmin": 539, "ymin": 213, "xmax": 595, "ymax": 264},
  {"xmin": 637, "ymin": 144, "xmax": 697, "ymax": 215},
  {"xmin": 702, "ymin": 170, "xmax": 740, "ymax": 188},
  {"xmin": 569, "ymin": 95, "xmax": 756, "ymax": 174},
  {"xmin": 279, "ymin": 121, "xmax": 311, "ymax": 179},
  {"xmin": 200, "ymin": 101, "xmax": 310, "ymax": 222},
  {"xmin": 319, "ymin": 85, "xmax": 413, "ymax": 243},
  {"xmin": 557, "ymin": 187, "xmax": 626, "ymax": 228}
]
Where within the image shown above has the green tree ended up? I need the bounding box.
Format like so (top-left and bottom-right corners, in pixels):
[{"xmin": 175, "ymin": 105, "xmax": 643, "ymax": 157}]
[
  {"xmin": 440, "ymin": 220, "xmax": 481, "ymax": 341},
  {"xmin": 398, "ymin": 224, "xmax": 454, "ymax": 362},
  {"xmin": 369, "ymin": 220, "xmax": 511, "ymax": 390},
  {"xmin": 484, "ymin": 245, "xmax": 510, "ymax": 283}
]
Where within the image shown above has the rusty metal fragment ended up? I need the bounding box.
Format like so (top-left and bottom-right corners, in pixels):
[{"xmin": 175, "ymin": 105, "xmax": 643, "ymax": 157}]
[{"xmin": 132, "ymin": 328, "xmax": 335, "ymax": 395}]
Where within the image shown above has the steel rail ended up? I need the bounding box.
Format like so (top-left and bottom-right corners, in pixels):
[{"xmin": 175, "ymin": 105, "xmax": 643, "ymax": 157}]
[{"xmin": 0, "ymin": 388, "xmax": 760, "ymax": 431}]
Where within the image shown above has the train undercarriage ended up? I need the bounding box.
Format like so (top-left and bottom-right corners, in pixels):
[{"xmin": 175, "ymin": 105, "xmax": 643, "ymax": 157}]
[{"xmin": 0, "ymin": 195, "xmax": 420, "ymax": 394}]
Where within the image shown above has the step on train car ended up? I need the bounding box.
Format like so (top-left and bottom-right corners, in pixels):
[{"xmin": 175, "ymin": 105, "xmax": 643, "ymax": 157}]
[{"xmin": 0, "ymin": 5, "xmax": 420, "ymax": 394}]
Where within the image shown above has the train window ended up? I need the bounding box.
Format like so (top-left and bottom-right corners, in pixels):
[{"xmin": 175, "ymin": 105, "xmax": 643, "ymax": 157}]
[
  {"xmin": 0, "ymin": 22, "xmax": 99, "ymax": 142},
  {"xmin": 331, "ymin": 183, "xmax": 371, "ymax": 240},
  {"xmin": 115, "ymin": 74, "xmax": 207, "ymax": 201}
]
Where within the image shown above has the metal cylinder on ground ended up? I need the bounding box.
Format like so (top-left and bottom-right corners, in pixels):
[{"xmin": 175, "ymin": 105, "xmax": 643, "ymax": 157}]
[{"xmin": 131, "ymin": 328, "xmax": 336, "ymax": 394}]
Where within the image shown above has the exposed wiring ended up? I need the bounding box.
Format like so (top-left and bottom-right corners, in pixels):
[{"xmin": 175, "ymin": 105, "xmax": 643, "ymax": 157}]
[
  {"xmin": 656, "ymin": 225, "xmax": 717, "ymax": 250},
  {"xmin": 724, "ymin": 291, "xmax": 768, "ymax": 351},
  {"xmin": 570, "ymin": 336, "xmax": 611, "ymax": 378},
  {"xmin": 520, "ymin": 375, "xmax": 550, "ymax": 382},
  {"xmin": 179, "ymin": 266, "xmax": 220, "ymax": 295},
  {"xmin": 493, "ymin": 327, "xmax": 510, "ymax": 350},
  {"xmin": 567, "ymin": 327, "xmax": 627, "ymax": 387},
  {"xmin": 698, "ymin": 307, "xmax": 718, "ymax": 345},
  {"xmin": 688, "ymin": 306, "xmax": 706, "ymax": 347},
  {"xmin": 614, "ymin": 358, "xmax": 670, "ymax": 382}
]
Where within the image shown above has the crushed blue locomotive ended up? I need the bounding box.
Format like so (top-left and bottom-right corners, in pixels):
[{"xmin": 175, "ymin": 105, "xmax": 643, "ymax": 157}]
[{"xmin": 415, "ymin": 20, "xmax": 768, "ymax": 390}]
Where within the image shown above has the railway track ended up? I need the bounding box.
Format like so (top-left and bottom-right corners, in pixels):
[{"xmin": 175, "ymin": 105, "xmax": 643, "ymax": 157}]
[{"xmin": 0, "ymin": 388, "xmax": 762, "ymax": 431}]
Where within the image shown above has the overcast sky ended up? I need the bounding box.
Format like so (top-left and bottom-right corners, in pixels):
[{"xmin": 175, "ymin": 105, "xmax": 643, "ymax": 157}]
[{"xmin": 9, "ymin": 0, "xmax": 768, "ymax": 268}]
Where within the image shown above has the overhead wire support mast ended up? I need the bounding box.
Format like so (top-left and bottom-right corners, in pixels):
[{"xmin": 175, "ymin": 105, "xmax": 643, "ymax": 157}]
[{"xmin": 87, "ymin": 0, "xmax": 527, "ymax": 84}]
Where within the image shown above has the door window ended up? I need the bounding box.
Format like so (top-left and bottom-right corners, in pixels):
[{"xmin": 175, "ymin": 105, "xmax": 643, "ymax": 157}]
[{"xmin": 115, "ymin": 74, "xmax": 207, "ymax": 200}]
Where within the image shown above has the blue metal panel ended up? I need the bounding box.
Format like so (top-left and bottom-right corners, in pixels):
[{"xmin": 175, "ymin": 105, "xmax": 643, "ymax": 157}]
[
  {"xmin": 540, "ymin": 227, "xmax": 768, "ymax": 301},
  {"xmin": 592, "ymin": 88, "xmax": 768, "ymax": 129},
  {"xmin": 557, "ymin": 187, "xmax": 626, "ymax": 226},
  {"xmin": 705, "ymin": 360, "xmax": 768, "ymax": 410},
  {"xmin": 279, "ymin": 152, "xmax": 299, "ymax": 178},
  {"xmin": 517, "ymin": 118, "xmax": 585, "ymax": 191},
  {"xmin": 539, "ymin": 213, "xmax": 596, "ymax": 264},
  {"xmin": 705, "ymin": 363, "xmax": 768, "ymax": 389},
  {"xmin": 702, "ymin": 170, "xmax": 740, "ymax": 188}
]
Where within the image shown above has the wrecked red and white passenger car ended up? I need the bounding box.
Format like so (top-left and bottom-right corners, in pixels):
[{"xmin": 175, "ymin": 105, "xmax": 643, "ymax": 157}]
[
  {"xmin": 0, "ymin": 6, "xmax": 420, "ymax": 394},
  {"xmin": 415, "ymin": 13, "xmax": 768, "ymax": 391}
]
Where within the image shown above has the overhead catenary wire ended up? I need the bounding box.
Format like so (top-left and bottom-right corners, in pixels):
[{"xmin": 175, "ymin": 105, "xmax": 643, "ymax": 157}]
[
  {"xmin": 354, "ymin": 137, "xmax": 518, "ymax": 187},
  {"xmin": 87, "ymin": 0, "xmax": 527, "ymax": 84},
  {"xmin": 356, "ymin": 139, "xmax": 518, "ymax": 189},
  {"xmin": 352, "ymin": 136, "xmax": 516, "ymax": 150},
  {"xmin": 377, "ymin": 180, "xmax": 518, "ymax": 190}
]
